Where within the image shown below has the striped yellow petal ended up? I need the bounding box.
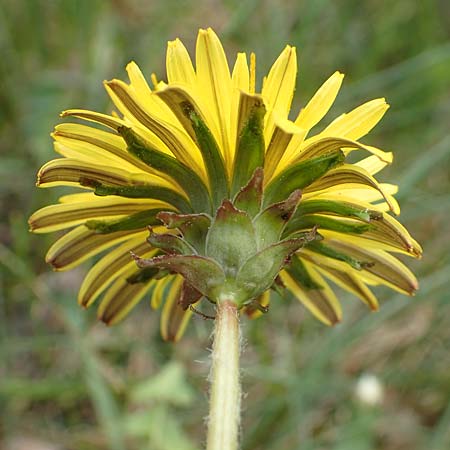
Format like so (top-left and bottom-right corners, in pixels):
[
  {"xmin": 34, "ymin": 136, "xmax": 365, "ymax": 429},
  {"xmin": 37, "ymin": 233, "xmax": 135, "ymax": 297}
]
[
  {"xmin": 295, "ymin": 71, "xmax": 344, "ymax": 131},
  {"xmin": 320, "ymin": 217, "xmax": 422, "ymax": 257},
  {"xmin": 29, "ymin": 196, "xmax": 165, "ymax": 233},
  {"xmin": 63, "ymin": 108, "xmax": 171, "ymax": 154},
  {"xmin": 160, "ymin": 275, "xmax": 193, "ymax": 342},
  {"xmin": 151, "ymin": 276, "xmax": 173, "ymax": 309},
  {"xmin": 281, "ymin": 264, "xmax": 342, "ymax": 325},
  {"xmin": 312, "ymin": 183, "xmax": 398, "ymax": 207},
  {"xmin": 54, "ymin": 122, "xmax": 174, "ymax": 180},
  {"xmin": 305, "ymin": 239, "xmax": 419, "ymax": 295},
  {"xmin": 298, "ymin": 137, "xmax": 393, "ymax": 164},
  {"xmin": 78, "ymin": 234, "xmax": 155, "ymax": 307},
  {"xmin": 126, "ymin": 63, "xmax": 180, "ymax": 124},
  {"xmin": 314, "ymin": 264, "xmax": 379, "ymax": 311},
  {"xmin": 45, "ymin": 226, "xmax": 137, "ymax": 271},
  {"xmin": 61, "ymin": 109, "xmax": 125, "ymax": 130},
  {"xmin": 305, "ymin": 164, "xmax": 398, "ymax": 213},
  {"xmin": 363, "ymin": 213, "xmax": 422, "ymax": 257},
  {"xmin": 105, "ymin": 79, "xmax": 205, "ymax": 175},
  {"xmin": 36, "ymin": 158, "xmax": 162, "ymax": 189},
  {"xmin": 97, "ymin": 272, "xmax": 155, "ymax": 325}
]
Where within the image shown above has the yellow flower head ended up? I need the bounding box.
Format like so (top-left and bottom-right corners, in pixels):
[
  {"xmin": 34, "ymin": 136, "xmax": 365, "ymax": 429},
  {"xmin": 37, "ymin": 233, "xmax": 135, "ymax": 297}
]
[{"xmin": 30, "ymin": 28, "xmax": 421, "ymax": 341}]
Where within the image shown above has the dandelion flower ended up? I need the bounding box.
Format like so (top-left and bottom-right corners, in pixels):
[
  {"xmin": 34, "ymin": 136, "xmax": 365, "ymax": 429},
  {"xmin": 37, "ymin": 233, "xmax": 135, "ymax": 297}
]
[{"xmin": 30, "ymin": 28, "xmax": 421, "ymax": 342}]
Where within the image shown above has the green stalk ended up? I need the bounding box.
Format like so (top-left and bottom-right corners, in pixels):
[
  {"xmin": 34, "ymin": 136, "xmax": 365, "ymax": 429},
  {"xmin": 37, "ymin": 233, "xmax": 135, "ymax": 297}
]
[{"xmin": 206, "ymin": 300, "xmax": 241, "ymax": 450}]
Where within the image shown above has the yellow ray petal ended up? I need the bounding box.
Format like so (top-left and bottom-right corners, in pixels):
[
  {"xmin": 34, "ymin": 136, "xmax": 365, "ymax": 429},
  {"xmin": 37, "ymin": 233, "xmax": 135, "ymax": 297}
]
[
  {"xmin": 310, "ymin": 183, "xmax": 398, "ymax": 204},
  {"xmin": 262, "ymin": 45, "xmax": 297, "ymax": 116},
  {"xmin": 126, "ymin": 61, "xmax": 153, "ymax": 97},
  {"xmin": 97, "ymin": 272, "xmax": 155, "ymax": 325},
  {"xmin": 305, "ymin": 238, "xmax": 419, "ymax": 295},
  {"xmin": 196, "ymin": 28, "xmax": 233, "ymax": 168},
  {"xmin": 53, "ymin": 139, "xmax": 138, "ymax": 172},
  {"xmin": 281, "ymin": 265, "xmax": 342, "ymax": 325},
  {"xmin": 315, "ymin": 264, "xmax": 379, "ymax": 311},
  {"xmin": 305, "ymin": 164, "xmax": 398, "ymax": 213},
  {"xmin": 320, "ymin": 98, "xmax": 389, "ymax": 141},
  {"xmin": 300, "ymin": 250, "xmax": 379, "ymax": 307},
  {"xmin": 262, "ymin": 45, "xmax": 297, "ymax": 143},
  {"xmin": 62, "ymin": 108, "xmax": 171, "ymax": 155},
  {"xmin": 126, "ymin": 61, "xmax": 180, "ymax": 122},
  {"xmin": 166, "ymin": 38, "xmax": 197, "ymax": 86},
  {"xmin": 45, "ymin": 226, "xmax": 137, "ymax": 271},
  {"xmin": 231, "ymin": 53, "xmax": 250, "ymax": 92},
  {"xmin": 298, "ymin": 137, "xmax": 393, "ymax": 164},
  {"xmin": 295, "ymin": 71, "xmax": 344, "ymax": 131},
  {"xmin": 105, "ymin": 79, "xmax": 205, "ymax": 175},
  {"xmin": 58, "ymin": 192, "xmax": 96, "ymax": 203},
  {"xmin": 264, "ymin": 113, "xmax": 307, "ymax": 181},
  {"xmin": 320, "ymin": 213, "xmax": 422, "ymax": 258},
  {"xmin": 79, "ymin": 233, "xmax": 154, "ymax": 307},
  {"xmin": 29, "ymin": 196, "xmax": 165, "ymax": 233},
  {"xmin": 36, "ymin": 158, "xmax": 166, "ymax": 189},
  {"xmin": 355, "ymin": 154, "xmax": 390, "ymax": 175},
  {"xmin": 160, "ymin": 275, "xmax": 193, "ymax": 342},
  {"xmin": 61, "ymin": 109, "xmax": 125, "ymax": 130},
  {"xmin": 151, "ymin": 276, "xmax": 173, "ymax": 309},
  {"xmin": 53, "ymin": 123, "xmax": 180, "ymax": 188},
  {"xmin": 230, "ymin": 53, "xmax": 250, "ymax": 152}
]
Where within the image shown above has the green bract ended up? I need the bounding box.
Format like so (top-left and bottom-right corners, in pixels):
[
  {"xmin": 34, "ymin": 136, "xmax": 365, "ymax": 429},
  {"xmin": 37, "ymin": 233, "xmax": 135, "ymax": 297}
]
[{"xmin": 134, "ymin": 168, "xmax": 320, "ymax": 308}]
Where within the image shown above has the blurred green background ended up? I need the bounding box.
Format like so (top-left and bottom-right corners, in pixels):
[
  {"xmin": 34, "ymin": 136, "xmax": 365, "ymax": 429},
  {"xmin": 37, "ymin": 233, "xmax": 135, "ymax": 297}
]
[{"xmin": 1, "ymin": 1, "xmax": 449, "ymax": 449}]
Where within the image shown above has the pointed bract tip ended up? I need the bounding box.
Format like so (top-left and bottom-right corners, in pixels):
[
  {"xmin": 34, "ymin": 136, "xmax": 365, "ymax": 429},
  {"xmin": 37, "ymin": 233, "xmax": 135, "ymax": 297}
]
[{"xmin": 130, "ymin": 251, "xmax": 143, "ymax": 266}]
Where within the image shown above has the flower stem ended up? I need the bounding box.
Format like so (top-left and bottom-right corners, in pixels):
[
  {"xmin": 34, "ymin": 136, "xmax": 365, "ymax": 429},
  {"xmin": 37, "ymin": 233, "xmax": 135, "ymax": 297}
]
[{"xmin": 206, "ymin": 300, "xmax": 241, "ymax": 450}]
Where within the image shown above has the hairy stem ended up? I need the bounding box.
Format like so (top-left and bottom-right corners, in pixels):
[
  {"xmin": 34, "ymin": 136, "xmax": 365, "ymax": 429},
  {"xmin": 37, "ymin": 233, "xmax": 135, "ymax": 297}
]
[{"xmin": 206, "ymin": 300, "xmax": 241, "ymax": 450}]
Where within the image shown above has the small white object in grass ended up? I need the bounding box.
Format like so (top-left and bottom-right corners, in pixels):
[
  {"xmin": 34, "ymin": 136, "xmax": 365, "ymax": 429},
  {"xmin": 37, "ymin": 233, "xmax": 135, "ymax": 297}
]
[{"xmin": 355, "ymin": 373, "xmax": 384, "ymax": 406}]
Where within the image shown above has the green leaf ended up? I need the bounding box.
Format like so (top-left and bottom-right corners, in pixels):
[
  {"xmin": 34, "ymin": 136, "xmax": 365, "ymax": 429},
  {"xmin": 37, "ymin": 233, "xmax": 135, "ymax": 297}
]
[
  {"xmin": 157, "ymin": 211, "xmax": 211, "ymax": 255},
  {"xmin": 118, "ymin": 126, "xmax": 212, "ymax": 214},
  {"xmin": 263, "ymin": 150, "xmax": 345, "ymax": 206},
  {"xmin": 253, "ymin": 189, "xmax": 301, "ymax": 249},
  {"xmin": 132, "ymin": 253, "xmax": 225, "ymax": 299},
  {"xmin": 91, "ymin": 182, "xmax": 192, "ymax": 213},
  {"xmin": 206, "ymin": 200, "xmax": 257, "ymax": 277},
  {"xmin": 129, "ymin": 362, "xmax": 195, "ymax": 406},
  {"xmin": 233, "ymin": 167, "xmax": 264, "ymax": 218},
  {"xmin": 85, "ymin": 209, "xmax": 164, "ymax": 234},
  {"xmin": 231, "ymin": 94, "xmax": 266, "ymax": 196}
]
